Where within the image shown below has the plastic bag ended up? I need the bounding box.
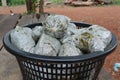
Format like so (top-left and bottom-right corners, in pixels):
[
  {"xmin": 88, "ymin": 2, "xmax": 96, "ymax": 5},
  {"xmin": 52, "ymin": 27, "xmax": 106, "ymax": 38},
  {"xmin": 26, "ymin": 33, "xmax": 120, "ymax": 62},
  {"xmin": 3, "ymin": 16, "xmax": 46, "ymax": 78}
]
[
  {"xmin": 10, "ymin": 26, "xmax": 35, "ymax": 52},
  {"xmin": 72, "ymin": 25, "xmax": 112, "ymax": 53},
  {"xmin": 34, "ymin": 33, "xmax": 61, "ymax": 56},
  {"xmin": 66, "ymin": 23, "xmax": 77, "ymax": 35},
  {"xmin": 87, "ymin": 25, "xmax": 112, "ymax": 45},
  {"xmin": 59, "ymin": 42, "xmax": 83, "ymax": 56},
  {"xmin": 73, "ymin": 32, "xmax": 106, "ymax": 53},
  {"xmin": 60, "ymin": 23, "xmax": 78, "ymax": 43},
  {"xmin": 43, "ymin": 15, "xmax": 71, "ymax": 38},
  {"xmin": 32, "ymin": 26, "xmax": 43, "ymax": 41}
]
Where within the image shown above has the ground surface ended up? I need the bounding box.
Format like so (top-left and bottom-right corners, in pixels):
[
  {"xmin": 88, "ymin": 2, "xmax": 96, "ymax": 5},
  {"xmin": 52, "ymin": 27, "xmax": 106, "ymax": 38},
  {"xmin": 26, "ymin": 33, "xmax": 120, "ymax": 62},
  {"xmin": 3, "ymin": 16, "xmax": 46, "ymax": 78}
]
[{"xmin": 0, "ymin": 5, "xmax": 120, "ymax": 80}]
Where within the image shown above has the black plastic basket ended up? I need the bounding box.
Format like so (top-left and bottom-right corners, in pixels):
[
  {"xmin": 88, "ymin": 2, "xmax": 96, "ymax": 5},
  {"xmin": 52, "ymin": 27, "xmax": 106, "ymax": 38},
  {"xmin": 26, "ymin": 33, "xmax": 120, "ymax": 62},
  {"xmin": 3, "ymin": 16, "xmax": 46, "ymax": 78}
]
[{"xmin": 3, "ymin": 22, "xmax": 117, "ymax": 80}]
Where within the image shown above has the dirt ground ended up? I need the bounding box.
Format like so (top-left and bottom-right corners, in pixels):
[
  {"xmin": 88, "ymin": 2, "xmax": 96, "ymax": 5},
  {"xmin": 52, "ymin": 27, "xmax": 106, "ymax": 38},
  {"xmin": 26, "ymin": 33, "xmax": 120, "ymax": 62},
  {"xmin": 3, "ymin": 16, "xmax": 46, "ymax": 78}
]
[{"xmin": 0, "ymin": 5, "xmax": 120, "ymax": 80}]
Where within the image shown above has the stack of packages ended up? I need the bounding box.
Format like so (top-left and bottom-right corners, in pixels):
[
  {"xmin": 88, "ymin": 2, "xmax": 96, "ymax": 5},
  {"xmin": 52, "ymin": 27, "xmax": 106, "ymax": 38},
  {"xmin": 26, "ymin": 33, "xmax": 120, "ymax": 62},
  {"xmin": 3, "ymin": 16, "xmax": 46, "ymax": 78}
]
[{"xmin": 10, "ymin": 15, "xmax": 112, "ymax": 56}]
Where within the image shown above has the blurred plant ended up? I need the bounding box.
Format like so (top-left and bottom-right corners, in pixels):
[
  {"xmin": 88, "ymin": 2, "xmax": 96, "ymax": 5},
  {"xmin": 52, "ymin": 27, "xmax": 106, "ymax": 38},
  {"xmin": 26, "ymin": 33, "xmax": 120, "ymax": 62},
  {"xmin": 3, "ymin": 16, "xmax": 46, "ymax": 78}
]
[
  {"xmin": 113, "ymin": 0, "xmax": 120, "ymax": 5},
  {"xmin": 7, "ymin": 0, "xmax": 25, "ymax": 6},
  {"xmin": 25, "ymin": 0, "xmax": 37, "ymax": 14},
  {"xmin": 0, "ymin": 1, "xmax": 1, "ymax": 6},
  {"xmin": 25, "ymin": 0, "xmax": 44, "ymax": 14},
  {"xmin": 51, "ymin": 0, "xmax": 64, "ymax": 4}
]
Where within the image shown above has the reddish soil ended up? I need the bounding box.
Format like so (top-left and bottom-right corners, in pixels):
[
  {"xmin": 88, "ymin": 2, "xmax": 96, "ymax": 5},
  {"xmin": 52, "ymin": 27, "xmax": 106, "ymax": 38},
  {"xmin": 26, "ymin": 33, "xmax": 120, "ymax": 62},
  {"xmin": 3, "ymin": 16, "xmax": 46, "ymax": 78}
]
[{"xmin": 0, "ymin": 5, "xmax": 120, "ymax": 80}]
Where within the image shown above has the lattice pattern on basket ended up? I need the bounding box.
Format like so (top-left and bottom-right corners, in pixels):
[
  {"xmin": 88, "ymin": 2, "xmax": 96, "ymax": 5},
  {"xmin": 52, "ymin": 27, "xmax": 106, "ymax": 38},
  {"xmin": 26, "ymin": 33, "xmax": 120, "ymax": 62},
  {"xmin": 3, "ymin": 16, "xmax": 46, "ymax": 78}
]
[{"xmin": 16, "ymin": 56, "xmax": 105, "ymax": 80}]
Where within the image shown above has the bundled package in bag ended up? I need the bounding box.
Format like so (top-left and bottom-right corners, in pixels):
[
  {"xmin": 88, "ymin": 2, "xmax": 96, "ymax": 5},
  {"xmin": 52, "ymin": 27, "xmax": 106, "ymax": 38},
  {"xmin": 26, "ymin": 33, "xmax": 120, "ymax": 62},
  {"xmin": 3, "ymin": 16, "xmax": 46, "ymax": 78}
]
[
  {"xmin": 66, "ymin": 23, "xmax": 77, "ymax": 35},
  {"xmin": 73, "ymin": 32, "xmax": 107, "ymax": 53},
  {"xmin": 59, "ymin": 42, "xmax": 83, "ymax": 56},
  {"xmin": 60, "ymin": 23, "xmax": 78, "ymax": 43},
  {"xmin": 43, "ymin": 15, "xmax": 71, "ymax": 38},
  {"xmin": 89, "ymin": 36, "xmax": 106, "ymax": 52},
  {"xmin": 32, "ymin": 26, "xmax": 43, "ymax": 41},
  {"xmin": 34, "ymin": 33, "xmax": 61, "ymax": 56},
  {"xmin": 72, "ymin": 25, "xmax": 112, "ymax": 53},
  {"xmin": 87, "ymin": 25, "xmax": 112, "ymax": 45},
  {"xmin": 10, "ymin": 26, "xmax": 35, "ymax": 52}
]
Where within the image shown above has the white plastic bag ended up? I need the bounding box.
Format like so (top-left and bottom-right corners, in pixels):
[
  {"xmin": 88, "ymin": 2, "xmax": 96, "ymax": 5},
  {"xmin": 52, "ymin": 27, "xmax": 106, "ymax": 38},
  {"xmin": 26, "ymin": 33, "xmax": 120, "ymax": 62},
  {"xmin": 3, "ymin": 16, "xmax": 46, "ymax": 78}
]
[
  {"xmin": 87, "ymin": 25, "xmax": 112, "ymax": 45},
  {"xmin": 72, "ymin": 25, "xmax": 112, "ymax": 53},
  {"xmin": 66, "ymin": 23, "xmax": 77, "ymax": 35},
  {"xmin": 34, "ymin": 33, "xmax": 61, "ymax": 56},
  {"xmin": 60, "ymin": 23, "xmax": 78, "ymax": 43},
  {"xmin": 59, "ymin": 42, "xmax": 83, "ymax": 56},
  {"xmin": 89, "ymin": 36, "xmax": 106, "ymax": 52},
  {"xmin": 32, "ymin": 26, "xmax": 43, "ymax": 41},
  {"xmin": 73, "ymin": 32, "xmax": 106, "ymax": 53},
  {"xmin": 10, "ymin": 26, "xmax": 35, "ymax": 52},
  {"xmin": 43, "ymin": 15, "xmax": 71, "ymax": 38}
]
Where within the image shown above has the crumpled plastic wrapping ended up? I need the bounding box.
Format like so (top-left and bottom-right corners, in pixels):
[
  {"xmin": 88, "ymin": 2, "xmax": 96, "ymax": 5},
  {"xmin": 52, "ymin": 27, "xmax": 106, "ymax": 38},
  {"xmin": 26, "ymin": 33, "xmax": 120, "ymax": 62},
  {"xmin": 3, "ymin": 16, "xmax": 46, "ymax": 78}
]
[
  {"xmin": 61, "ymin": 27, "xmax": 87, "ymax": 44},
  {"xmin": 10, "ymin": 26, "xmax": 35, "ymax": 52},
  {"xmin": 34, "ymin": 33, "xmax": 61, "ymax": 56},
  {"xmin": 89, "ymin": 36, "xmax": 106, "ymax": 52},
  {"xmin": 66, "ymin": 23, "xmax": 77, "ymax": 35},
  {"xmin": 43, "ymin": 15, "xmax": 71, "ymax": 38},
  {"xmin": 32, "ymin": 26, "xmax": 43, "ymax": 41},
  {"xmin": 59, "ymin": 42, "xmax": 83, "ymax": 56},
  {"xmin": 73, "ymin": 32, "xmax": 107, "ymax": 53},
  {"xmin": 60, "ymin": 23, "xmax": 77, "ymax": 44},
  {"xmin": 87, "ymin": 25, "xmax": 112, "ymax": 45},
  {"xmin": 72, "ymin": 25, "xmax": 112, "ymax": 53}
]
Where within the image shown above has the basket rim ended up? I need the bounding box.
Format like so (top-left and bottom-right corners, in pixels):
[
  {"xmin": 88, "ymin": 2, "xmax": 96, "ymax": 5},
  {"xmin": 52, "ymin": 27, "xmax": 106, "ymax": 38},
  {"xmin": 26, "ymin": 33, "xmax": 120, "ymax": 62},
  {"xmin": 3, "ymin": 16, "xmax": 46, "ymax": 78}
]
[{"xmin": 3, "ymin": 22, "xmax": 118, "ymax": 63}]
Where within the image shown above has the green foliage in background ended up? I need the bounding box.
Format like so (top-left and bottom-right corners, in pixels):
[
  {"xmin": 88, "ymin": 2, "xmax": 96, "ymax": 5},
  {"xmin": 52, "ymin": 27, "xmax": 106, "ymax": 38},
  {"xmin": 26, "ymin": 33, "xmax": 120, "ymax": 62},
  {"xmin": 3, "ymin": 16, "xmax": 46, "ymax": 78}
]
[
  {"xmin": 0, "ymin": 0, "xmax": 1, "ymax": 6},
  {"xmin": 7, "ymin": 0, "xmax": 25, "ymax": 6},
  {"xmin": 51, "ymin": 0, "xmax": 64, "ymax": 4},
  {"xmin": 29, "ymin": 0, "xmax": 38, "ymax": 14},
  {"xmin": 113, "ymin": 0, "xmax": 120, "ymax": 5}
]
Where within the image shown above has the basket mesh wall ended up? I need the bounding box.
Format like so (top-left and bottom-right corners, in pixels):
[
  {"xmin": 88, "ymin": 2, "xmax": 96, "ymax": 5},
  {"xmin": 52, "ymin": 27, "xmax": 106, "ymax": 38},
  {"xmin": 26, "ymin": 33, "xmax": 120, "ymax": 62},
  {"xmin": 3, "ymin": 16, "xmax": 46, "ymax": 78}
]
[{"xmin": 16, "ymin": 56, "xmax": 105, "ymax": 80}]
